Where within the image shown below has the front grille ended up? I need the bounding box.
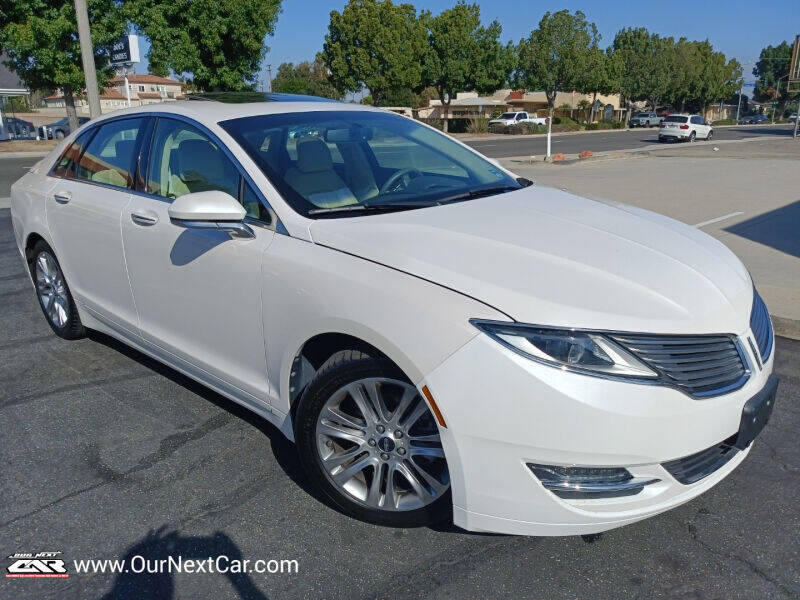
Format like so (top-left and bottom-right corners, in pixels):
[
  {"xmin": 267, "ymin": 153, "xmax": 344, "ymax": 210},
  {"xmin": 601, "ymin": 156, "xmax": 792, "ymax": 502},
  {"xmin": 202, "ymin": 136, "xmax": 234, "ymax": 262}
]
[
  {"xmin": 611, "ymin": 334, "xmax": 747, "ymax": 398},
  {"xmin": 661, "ymin": 435, "xmax": 739, "ymax": 484},
  {"xmin": 750, "ymin": 289, "xmax": 773, "ymax": 362}
]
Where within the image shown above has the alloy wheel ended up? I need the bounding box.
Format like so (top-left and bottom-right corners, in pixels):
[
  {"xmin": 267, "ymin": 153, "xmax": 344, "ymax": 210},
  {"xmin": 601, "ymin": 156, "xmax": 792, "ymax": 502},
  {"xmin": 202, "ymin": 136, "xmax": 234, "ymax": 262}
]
[
  {"xmin": 35, "ymin": 251, "xmax": 70, "ymax": 328},
  {"xmin": 315, "ymin": 377, "xmax": 449, "ymax": 512}
]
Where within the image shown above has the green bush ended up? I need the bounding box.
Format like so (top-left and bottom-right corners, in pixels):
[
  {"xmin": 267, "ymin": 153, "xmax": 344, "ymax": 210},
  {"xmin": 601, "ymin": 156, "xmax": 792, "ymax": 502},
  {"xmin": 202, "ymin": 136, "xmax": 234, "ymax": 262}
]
[
  {"xmin": 466, "ymin": 117, "xmax": 489, "ymax": 134},
  {"xmin": 553, "ymin": 116, "xmax": 580, "ymax": 126},
  {"xmin": 488, "ymin": 122, "xmax": 507, "ymax": 134},
  {"xmin": 551, "ymin": 121, "xmax": 582, "ymax": 132},
  {"xmin": 712, "ymin": 118, "xmax": 736, "ymax": 126},
  {"xmin": 585, "ymin": 121, "xmax": 624, "ymax": 130}
]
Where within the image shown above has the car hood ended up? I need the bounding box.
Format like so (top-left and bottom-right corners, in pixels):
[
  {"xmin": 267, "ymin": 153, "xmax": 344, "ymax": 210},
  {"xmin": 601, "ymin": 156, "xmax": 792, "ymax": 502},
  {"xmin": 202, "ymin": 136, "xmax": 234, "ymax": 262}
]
[{"xmin": 308, "ymin": 186, "xmax": 752, "ymax": 334}]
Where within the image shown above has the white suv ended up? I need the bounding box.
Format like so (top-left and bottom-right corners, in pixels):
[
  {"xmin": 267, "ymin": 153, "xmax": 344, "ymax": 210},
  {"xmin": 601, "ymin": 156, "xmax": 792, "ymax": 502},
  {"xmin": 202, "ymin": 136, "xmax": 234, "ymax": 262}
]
[
  {"xmin": 10, "ymin": 97, "xmax": 776, "ymax": 536},
  {"xmin": 659, "ymin": 114, "xmax": 713, "ymax": 142}
]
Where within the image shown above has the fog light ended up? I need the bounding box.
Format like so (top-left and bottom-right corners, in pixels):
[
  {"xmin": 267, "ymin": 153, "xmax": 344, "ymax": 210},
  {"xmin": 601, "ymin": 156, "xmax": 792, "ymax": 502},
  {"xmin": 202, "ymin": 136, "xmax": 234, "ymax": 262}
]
[{"xmin": 527, "ymin": 463, "xmax": 660, "ymax": 499}]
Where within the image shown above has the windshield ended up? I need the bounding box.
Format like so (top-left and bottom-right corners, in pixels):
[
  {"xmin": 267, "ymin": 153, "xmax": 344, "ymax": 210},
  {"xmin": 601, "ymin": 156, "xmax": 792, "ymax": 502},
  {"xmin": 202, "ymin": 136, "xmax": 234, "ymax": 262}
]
[
  {"xmin": 663, "ymin": 115, "xmax": 688, "ymax": 123},
  {"xmin": 497, "ymin": 113, "xmax": 516, "ymax": 119},
  {"xmin": 221, "ymin": 110, "xmax": 521, "ymax": 218}
]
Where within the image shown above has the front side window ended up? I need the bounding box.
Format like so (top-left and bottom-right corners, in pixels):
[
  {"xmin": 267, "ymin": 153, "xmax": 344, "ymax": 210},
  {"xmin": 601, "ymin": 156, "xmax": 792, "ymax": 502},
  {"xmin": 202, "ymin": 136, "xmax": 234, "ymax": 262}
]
[
  {"xmin": 145, "ymin": 118, "xmax": 239, "ymax": 200},
  {"xmin": 221, "ymin": 110, "xmax": 521, "ymax": 218},
  {"xmin": 74, "ymin": 118, "xmax": 143, "ymax": 188}
]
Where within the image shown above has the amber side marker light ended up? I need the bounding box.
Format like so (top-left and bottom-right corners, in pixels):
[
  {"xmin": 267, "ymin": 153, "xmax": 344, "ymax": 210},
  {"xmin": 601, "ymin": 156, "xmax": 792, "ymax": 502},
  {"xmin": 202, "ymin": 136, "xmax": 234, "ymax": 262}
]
[{"xmin": 421, "ymin": 385, "xmax": 447, "ymax": 428}]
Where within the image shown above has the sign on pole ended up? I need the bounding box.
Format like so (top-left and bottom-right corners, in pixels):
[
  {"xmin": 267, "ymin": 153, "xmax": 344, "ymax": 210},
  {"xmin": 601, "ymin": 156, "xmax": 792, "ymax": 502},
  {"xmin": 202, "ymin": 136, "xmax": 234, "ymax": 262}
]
[{"xmin": 110, "ymin": 35, "xmax": 140, "ymax": 66}]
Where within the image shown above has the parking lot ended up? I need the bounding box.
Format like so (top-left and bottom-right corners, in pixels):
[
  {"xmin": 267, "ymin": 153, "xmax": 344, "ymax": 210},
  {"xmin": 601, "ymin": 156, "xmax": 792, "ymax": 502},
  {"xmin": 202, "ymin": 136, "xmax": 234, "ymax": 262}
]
[{"xmin": 1, "ymin": 134, "xmax": 799, "ymax": 599}]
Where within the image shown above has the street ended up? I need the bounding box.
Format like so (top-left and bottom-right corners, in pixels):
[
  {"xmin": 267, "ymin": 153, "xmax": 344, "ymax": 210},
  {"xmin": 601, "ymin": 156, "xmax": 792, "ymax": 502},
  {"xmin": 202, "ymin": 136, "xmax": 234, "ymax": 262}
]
[
  {"xmin": 463, "ymin": 123, "xmax": 796, "ymax": 157},
  {"xmin": 2, "ymin": 139, "xmax": 799, "ymax": 597},
  {"xmin": 0, "ymin": 156, "xmax": 39, "ymax": 198}
]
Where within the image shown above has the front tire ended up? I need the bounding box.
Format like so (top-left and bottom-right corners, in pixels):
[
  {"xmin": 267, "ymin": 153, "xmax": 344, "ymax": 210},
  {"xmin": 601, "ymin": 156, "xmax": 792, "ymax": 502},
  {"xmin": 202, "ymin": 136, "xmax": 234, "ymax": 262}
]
[
  {"xmin": 28, "ymin": 241, "xmax": 85, "ymax": 340},
  {"xmin": 706, "ymin": 130, "xmax": 713, "ymax": 140},
  {"xmin": 295, "ymin": 350, "xmax": 451, "ymax": 527},
  {"xmin": 54, "ymin": 130, "xmax": 65, "ymax": 139}
]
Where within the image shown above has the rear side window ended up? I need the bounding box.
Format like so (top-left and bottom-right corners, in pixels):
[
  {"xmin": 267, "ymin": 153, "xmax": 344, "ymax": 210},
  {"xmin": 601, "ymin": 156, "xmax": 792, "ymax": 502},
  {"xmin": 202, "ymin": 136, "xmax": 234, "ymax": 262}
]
[
  {"xmin": 51, "ymin": 130, "xmax": 94, "ymax": 178},
  {"xmin": 75, "ymin": 118, "xmax": 143, "ymax": 189},
  {"xmin": 690, "ymin": 116, "xmax": 703, "ymax": 124}
]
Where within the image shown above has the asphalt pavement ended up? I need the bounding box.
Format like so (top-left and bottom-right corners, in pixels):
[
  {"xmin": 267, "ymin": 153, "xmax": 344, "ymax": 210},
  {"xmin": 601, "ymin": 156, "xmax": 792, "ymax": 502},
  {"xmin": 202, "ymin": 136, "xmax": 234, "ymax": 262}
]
[
  {"xmin": 463, "ymin": 123, "xmax": 796, "ymax": 157},
  {"xmin": 0, "ymin": 156, "xmax": 39, "ymax": 198},
  {"xmin": 1, "ymin": 201, "xmax": 798, "ymax": 599}
]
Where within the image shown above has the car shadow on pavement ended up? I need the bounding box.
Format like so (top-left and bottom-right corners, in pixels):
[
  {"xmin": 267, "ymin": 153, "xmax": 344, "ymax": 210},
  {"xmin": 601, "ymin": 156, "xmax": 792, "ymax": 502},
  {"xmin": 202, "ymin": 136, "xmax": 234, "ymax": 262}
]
[
  {"xmin": 86, "ymin": 331, "xmax": 339, "ymax": 514},
  {"xmin": 99, "ymin": 527, "xmax": 268, "ymax": 599},
  {"xmin": 724, "ymin": 200, "xmax": 800, "ymax": 259}
]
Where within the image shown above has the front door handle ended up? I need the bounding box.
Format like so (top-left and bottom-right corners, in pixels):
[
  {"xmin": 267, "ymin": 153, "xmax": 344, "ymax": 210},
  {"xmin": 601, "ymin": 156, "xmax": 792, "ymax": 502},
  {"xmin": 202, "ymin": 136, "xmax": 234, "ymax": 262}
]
[
  {"xmin": 53, "ymin": 191, "xmax": 71, "ymax": 204},
  {"xmin": 130, "ymin": 211, "xmax": 159, "ymax": 226}
]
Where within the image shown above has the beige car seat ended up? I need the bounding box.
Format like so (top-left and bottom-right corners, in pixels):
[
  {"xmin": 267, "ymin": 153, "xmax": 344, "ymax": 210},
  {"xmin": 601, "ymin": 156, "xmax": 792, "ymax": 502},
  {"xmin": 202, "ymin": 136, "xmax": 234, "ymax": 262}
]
[{"xmin": 284, "ymin": 138, "xmax": 357, "ymax": 208}]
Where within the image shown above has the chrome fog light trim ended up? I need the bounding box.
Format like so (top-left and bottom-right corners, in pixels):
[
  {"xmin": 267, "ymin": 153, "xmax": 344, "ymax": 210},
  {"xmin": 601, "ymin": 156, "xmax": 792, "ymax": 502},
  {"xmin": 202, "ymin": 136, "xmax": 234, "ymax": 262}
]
[{"xmin": 527, "ymin": 464, "xmax": 660, "ymax": 499}]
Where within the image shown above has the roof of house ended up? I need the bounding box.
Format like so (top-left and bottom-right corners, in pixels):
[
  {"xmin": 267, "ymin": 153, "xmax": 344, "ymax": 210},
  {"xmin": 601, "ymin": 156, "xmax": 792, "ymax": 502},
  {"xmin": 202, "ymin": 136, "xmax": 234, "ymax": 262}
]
[
  {"xmin": 100, "ymin": 88, "xmax": 125, "ymax": 100},
  {"xmin": 109, "ymin": 74, "xmax": 182, "ymax": 86},
  {"xmin": 137, "ymin": 92, "xmax": 162, "ymax": 99}
]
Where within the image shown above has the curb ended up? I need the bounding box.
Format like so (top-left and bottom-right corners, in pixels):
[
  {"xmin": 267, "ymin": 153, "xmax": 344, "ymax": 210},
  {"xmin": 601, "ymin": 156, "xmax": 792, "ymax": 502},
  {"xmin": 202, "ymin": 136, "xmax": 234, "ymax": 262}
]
[
  {"xmin": 772, "ymin": 315, "xmax": 800, "ymax": 342},
  {"xmin": 0, "ymin": 151, "xmax": 50, "ymax": 159}
]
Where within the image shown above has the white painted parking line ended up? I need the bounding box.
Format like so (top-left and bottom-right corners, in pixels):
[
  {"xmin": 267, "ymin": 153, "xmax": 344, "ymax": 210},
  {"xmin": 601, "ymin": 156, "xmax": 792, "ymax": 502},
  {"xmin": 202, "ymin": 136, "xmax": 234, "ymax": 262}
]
[{"xmin": 693, "ymin": 211, "xmax": 744, "ymax": 228}]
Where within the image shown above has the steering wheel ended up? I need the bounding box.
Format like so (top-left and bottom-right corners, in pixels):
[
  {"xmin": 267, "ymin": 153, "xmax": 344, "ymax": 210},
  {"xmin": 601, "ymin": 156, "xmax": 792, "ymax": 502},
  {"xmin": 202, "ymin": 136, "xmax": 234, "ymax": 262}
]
[{"xmin": 380, "ymin": 168, "xmax": 423, "ymax": 194}]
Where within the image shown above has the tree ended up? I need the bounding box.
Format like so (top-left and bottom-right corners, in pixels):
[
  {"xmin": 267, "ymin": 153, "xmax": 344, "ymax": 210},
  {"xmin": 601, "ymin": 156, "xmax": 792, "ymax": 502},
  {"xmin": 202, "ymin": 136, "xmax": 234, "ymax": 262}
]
[
  {"xmin": 513, "ymin": 10, "xmax": 600, "ymax": 155},
  {"xmin": 580, "ymin": 47, "xmax": 617, "ymax": 122},
  {"xmin": 323, "ymin": 0, "xmax": 429, "ymax": 106},
  {"xmin": 423, "ymin": 2, "xmax": 513, "ymax": 132},
  {"xmin": 272, "ymin": 55, "xmax": 337, "ymax": 98},
  {"xmin": 611, "ymin": 27, "xmax": 674, "ymax": 109},
  {"xmin": 0, "ymin": 0, "xmax": 126, "ymax": 130},
  {"xmin": 753, "ymin": 41, "xmax": 792, "ymax": 115},
  {"xmin": 126, "ymin": 0, "xmax": 281, "ymax": 91}
]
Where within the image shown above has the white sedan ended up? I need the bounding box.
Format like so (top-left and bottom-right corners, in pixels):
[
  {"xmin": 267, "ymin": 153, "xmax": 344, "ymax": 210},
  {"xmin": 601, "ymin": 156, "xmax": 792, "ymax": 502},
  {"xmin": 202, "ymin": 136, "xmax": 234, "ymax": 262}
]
[
  {"xmin": 659, "ymin": 114, "xmax": 713, "ymax": 142},
  {"xmin": 10, "ymin": 97, "xmax": 777, "ymax": 536}
]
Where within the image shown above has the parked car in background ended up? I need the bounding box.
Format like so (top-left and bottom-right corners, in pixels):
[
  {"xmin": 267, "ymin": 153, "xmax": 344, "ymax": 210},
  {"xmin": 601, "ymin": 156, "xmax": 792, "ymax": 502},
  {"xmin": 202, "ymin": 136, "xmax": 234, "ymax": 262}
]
[
  {"xmin": 39, "ymin": 117, "xmax": 90, "ymax": 140},
  {"xmin": 11, "ymin": 98, "xmax": 776, "ymax": 536},
  {"xmin": 789, "ymin": 114, "xmax": 797, "ymax": 123},
  {"xmin": 738, "ymin": 114, "xmax": 769, "ymax": 125},
  {"xmin": 659, "ymin": 114, "xmax": 713, "ymax": 142},
  {"xmin": 488, "ymin": 111, "xmax": 547, "ymax": 128},
  {"xmin": 629, "ymin": 112, "xmax": 662, "ymax": 127},
  {"xmin": 4, "ymin": 117, "xmax": 35, "ymax": 139}
]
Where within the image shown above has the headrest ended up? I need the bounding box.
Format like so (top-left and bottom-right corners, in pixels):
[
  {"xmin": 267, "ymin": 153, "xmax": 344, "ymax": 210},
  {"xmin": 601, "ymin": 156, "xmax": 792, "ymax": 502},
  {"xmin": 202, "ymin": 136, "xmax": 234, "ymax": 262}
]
[
  {"xmin": 114, "ymin": 139, "xmax": 136, "ymax": 163},
  {"xmin": 296, "ymin": 138, "xmax": 333, "ymax": 173},
  {"xmin": 176, "ymin": 139, "xmax": 222, "ymax": 182}
]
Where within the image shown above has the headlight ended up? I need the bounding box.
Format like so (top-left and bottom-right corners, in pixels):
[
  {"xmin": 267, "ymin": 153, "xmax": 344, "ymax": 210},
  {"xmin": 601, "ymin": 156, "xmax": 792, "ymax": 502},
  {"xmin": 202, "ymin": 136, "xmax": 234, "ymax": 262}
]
[{"xmin": 470, "ymin": 320, "xmax": 657, "ymax": 380}]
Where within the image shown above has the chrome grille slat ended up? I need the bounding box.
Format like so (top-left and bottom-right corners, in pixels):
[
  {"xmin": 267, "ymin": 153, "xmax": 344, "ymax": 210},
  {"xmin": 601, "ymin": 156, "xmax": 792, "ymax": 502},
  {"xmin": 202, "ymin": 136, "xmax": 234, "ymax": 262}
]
[
  {"xmin": 750, "ymin": 290, "xmax": 773, "ymax": 362},
  {"xmin": 611, "ymin": 333, "xmax": 747, "ymax": 397}
]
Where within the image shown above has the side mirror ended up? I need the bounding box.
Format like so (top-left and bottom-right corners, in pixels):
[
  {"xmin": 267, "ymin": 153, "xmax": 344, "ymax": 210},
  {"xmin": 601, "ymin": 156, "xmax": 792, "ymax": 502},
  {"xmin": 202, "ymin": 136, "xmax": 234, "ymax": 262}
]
[{"xmin": 168, "ymin": 190, "xmax": 254, "ymax": 238}]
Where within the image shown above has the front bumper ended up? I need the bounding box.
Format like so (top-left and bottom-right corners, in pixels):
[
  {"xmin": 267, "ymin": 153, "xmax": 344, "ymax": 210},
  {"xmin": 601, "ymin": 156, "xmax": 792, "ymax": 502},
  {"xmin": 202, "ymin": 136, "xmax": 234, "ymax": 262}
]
[{"xmin": 422, "ymin": 326, "xmax": 774, "ymax": 536}]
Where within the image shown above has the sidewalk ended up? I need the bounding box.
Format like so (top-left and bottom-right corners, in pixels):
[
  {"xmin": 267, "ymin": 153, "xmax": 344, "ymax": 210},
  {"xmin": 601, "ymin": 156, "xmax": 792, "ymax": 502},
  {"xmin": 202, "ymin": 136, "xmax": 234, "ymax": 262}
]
[{"xmin": 501, "ymin": 137, "xmax": 800, "ymax": 339}]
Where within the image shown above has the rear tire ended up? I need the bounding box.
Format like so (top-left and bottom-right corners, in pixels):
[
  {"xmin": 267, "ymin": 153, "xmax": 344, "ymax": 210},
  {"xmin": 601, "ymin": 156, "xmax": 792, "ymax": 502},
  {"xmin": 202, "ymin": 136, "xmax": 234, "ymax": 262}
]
[
  {"xmin": 295, "ymin": 350, "xmax": 451, "ymax": 527},
  {"xmin": 688, "ymin": 131, "xmax": 696, "ymax": 142},
  {"xmin": 28, "ymin": 241, "xmax": 85, "ymax": 340}
]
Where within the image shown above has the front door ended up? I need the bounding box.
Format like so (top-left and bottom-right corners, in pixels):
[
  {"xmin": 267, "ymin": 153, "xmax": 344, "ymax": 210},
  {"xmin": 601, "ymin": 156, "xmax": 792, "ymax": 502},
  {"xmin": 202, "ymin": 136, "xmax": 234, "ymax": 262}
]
[
  {"xmin": 121, "ymin": 117, "xmax": 275, "ymax": 404},
  {"xmin": 46, "ymin": 117, "xmax": 145, "ymax": 334}
]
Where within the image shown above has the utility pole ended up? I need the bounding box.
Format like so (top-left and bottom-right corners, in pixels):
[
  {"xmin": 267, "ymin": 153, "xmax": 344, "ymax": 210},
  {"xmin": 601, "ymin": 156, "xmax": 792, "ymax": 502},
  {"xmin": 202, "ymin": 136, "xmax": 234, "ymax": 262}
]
[
  {"xmin": 266, "ymin": 64, "xmax": 273, "ymax": 93},
  {"xmin": 771, "ymin": 80, "xmax": 779, "ymax": 124},
  {"xmin": 74, "ymin": 0, "xmax": 101, "ymax": 118},
  {"xmin": 735, "ymin": 83, "xmax": 743, "ymax": 123}
]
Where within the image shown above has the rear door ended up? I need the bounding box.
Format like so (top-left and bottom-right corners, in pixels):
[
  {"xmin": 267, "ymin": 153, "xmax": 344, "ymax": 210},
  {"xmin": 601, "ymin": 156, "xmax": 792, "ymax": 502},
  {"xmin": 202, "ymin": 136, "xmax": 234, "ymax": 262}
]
[
  {"xmin": 46, "ymin": 117, "xmax": 145, "ymax": 334},
  {"xmin": 121, "ymin": 116, "xmax": 275, "ymax": 404}
]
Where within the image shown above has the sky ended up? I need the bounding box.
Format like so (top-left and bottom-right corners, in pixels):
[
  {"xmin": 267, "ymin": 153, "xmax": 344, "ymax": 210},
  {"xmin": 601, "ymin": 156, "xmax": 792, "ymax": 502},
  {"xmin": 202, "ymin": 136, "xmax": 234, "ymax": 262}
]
[{"xmin": 135, "ymin": 0, "xmax": 800, "ymax": 88}]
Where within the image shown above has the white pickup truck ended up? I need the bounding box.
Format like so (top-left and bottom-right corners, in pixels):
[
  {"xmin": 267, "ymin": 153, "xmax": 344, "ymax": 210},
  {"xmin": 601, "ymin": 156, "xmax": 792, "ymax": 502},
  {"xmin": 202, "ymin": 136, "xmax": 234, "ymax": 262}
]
[{"xmin": 488, "ymin": 111, "xmax": 548, "ymax": 128}]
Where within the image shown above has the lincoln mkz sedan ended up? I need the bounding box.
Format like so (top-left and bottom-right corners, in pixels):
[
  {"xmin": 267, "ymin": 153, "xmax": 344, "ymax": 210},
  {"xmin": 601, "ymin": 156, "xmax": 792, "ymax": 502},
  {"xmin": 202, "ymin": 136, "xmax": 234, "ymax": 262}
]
[{"xmin": 10, "ymin": 95, "xmax": 777, "ymax": 536}]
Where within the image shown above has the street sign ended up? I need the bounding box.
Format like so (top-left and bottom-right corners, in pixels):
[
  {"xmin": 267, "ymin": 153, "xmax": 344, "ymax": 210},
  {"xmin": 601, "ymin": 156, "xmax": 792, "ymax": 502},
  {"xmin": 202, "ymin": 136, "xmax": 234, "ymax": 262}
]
[
  {"xmin": 109, "ymin": 34, "xmax": 140, "ymax": 65},
  {"xmin": 742, "ymin": 82, "xmax": 756, "ymax": 88}
]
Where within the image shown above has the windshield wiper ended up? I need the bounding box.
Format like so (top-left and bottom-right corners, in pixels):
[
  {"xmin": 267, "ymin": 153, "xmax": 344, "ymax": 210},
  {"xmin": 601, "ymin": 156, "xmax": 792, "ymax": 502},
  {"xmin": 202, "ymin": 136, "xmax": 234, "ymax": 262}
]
[
  {"xmin": 436, "ymin": 184, "xmax": 520, "ymax": 205},
  {"xmin": 307, "ymin": 201, "xmax": 435, "ymax": 216}
]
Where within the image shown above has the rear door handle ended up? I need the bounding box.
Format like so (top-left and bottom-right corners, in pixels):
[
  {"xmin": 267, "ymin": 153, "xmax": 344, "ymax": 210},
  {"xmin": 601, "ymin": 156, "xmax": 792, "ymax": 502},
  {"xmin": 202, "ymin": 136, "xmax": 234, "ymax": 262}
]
[
  {"xmin": 130, "ymin": 211, "xmax": 159, "ymax": 226},
  {"xmin": 53, "ymin": 191, "xmax": 71, "ymax": 204}
]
